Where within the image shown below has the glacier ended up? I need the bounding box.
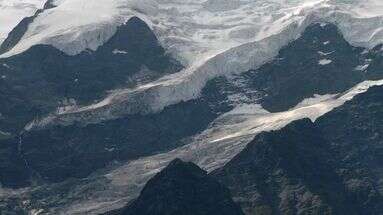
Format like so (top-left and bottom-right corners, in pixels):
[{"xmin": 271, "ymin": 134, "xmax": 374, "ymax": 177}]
[{"xmin": 4, "ymin": 0, "xmax": 381, "ymax": 130}]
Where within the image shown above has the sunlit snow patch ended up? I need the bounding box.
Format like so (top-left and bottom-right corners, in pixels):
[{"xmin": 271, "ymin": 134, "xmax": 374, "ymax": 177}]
[
  {"xmin": 319, "ymin": 59, "xmax": 332, "ymax": 65},
  {"xmin": 354, "ymin": 64, "xmax": 369, "ymax": 72},
  {"xmin": 112, "ymin": 49, "xmax": 128, "ymax": 54}
]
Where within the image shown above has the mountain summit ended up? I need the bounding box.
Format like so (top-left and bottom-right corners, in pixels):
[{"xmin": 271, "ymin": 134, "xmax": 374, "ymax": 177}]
[{"xmin": 106, "ymin": 159, "xmax": 244, "ymax": 215}]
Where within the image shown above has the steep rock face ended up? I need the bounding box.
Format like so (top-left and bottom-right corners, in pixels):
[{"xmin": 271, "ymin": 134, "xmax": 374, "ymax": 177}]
[
  {"xmin": 212, "ymin": 119, "xmax": 360, "ymax": 215},
  {"xmin": 366, "ymin": 44, "xmax": 383, "ymax": 80},
  {"xmin": 0, "ymin": 16, "xmax": 182, "ymax": 133},
  {"xmin": 316, "ymin": 85, "xmax": 383, "ymax": 203},
  {"xmin": 0, "ymin": 137, "xmax": 30, "ymax": 188},
  {"xmin": 106, "ymin": 159, "xmax": 244, "ymax": 215},
  {"xmin": 212, "ymin": 86, "xmax": 383, "ymax": 215}
]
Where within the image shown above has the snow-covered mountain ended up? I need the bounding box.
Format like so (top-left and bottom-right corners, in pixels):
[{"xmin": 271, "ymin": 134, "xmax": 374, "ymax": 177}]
[
  {"xmin": 3, "ymin": 0, "xmax": 383, "ymax": 58},
  {"xmin": 1, "ymin": 0, "xmax": 383, "ymax": 214},
  {"xmin": 2, "ymin": 0, "xmax": 383, "ymax": 131}
]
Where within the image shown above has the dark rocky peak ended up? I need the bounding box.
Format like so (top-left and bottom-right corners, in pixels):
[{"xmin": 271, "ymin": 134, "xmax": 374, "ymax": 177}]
[
  {"xmin": 240, "ymin": 22, "xmax": 383, "ymax": 112},
  {"xmin": 43, "ymin": 0, "xmax": 56, "ymax": 10},
  {"xmin": 276, "ymin": 22, "xmax": 363, "ymax": 68},
  {"xmin": 297, "ymin": 22, "xmax": 350, "ymax": 50},
  {"xmin": 95, "ymin": 16, "xmax": 180, "ymax": 73},
  {"xmin": 98, "ymin": 16, "xmax": 160, "ymax": 55},
  {"xmin": 153, "ymin": 158, "xmax": 207, "ymax": 179},
  {"xmin": 0, "ymin": 16, "xmax": 182, "ymax": 133},
  {"xmin": 220, "ymin": 119, "xmax": 325, "ymax": 170},
  {"xmin": 108, "ymin": 158, "xmax": 244, "ymax": 215}
]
